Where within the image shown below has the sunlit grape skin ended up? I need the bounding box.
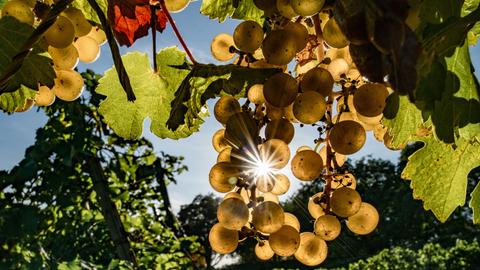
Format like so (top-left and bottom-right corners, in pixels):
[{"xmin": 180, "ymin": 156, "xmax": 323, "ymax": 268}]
[
  {"xmin": 291, "ymin": 150, "xmax": 324, "ymax": 181},
  {"xmin": 252, "ymin": 201, "xmax": 285, "ymax": 234},
  {"xmin": 217, "ymin": 198, "xmax": 249, "ymax": 230},
  {"xmin": 44, "ymin": 16, "xmax": 76, "ymax": 49},
  {"xmin": 329, "ymin": 120, "xmax": 366, "ymax": 155},
  {"xmin": 233, "ymin": 20, "xmax": 264, "ymax": 53},
  {"xmin": 263, "ymin": 73, "xmax": 298, "ymax": 108},
  {"xmin": 208, "ymin": 223, "xmax": 239, "ymax": 254},
  {"xmin": 262, "ymin": 30, "xmax": 297, "ymax": 66},
  {"xmin": 294, "ymin": 232, "xmax": 328, "ymax": 266},
  {"xmin": 268, "ymin": 225, "xmax": 301, "ymax": 256},
  {"xmin": 330, "ymin": 187, "xmax": 362, "ymax": 218}
]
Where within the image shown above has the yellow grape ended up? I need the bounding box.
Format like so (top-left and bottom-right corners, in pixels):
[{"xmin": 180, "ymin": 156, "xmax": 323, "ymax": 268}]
[
  {"xmin": 296, "ymin": 145, "xmax": 312, "ymax": 152},
  {"xmin": 308, "ymin": 192, "xmax": 326, "ymax": 219},
  {"xmin": 34, "ymin": 85, "xmax": 56, "ymax": 106},
  {"xmin": 323, "ymin": 17, "xmax": 349, "ymax": 49},
  {"xmin": 356, "ymin": 113, "xmax": 383, "ymax": 127},
  {"xmin": 233, "ymin": 20, "xmax": 264, "ymax": 53},
  {"xmin": 256, "ymin": 174, "xmax": 276, "ymax": 193},
  {"xmin": 208, "ymin": 223, "xmax": 239, "ymax": 254},
  {"xmin": 247, "ymin": 84, "xmax": 265, "ymax": 104},
  {"xmin": 1, "ymin": 0, "xmax": 34, "ymax": 25},
  {"xmin": 268, "ymin": 225, "xmax": 300, "ymax": 257},
  {"xmin": 73, "ymin": 36, "xmax": 100, "ymax": 63},
  {"xmin": 15, "ymin": 99, "xmax": 34, "ymax": 112},
  {"xmin": 18, "ymin": 0, "xmax": 36, "ymax": 7},
  {"xmin": 325, "ymin": 47, "xmax": 353, "ymax": 66},
  {"xmin": 262, "ymin": 30, "xmax": 297, "ymax": 66},
  {"xmin": 53, "ymin": 70, "xmax": 84, "ymax": 102},
  {"xmin": 62, "ymin": 7, "xmax": 92, "ymax": 37},
  {"xmin": 87, "ymin": 26, "xmax": 107, "ymax": 45},
  {"xmin": 346, "ymin": 202, "xmax": 379, "ymax": 235},
  {"xmin": 223, "ymin": 191, "xmax": 243, "ymax": 201},
  {"xmin": 300, "ymin": 67, "xmax": 334, "ymax": 97},
  {"xmin": 255, "ymin": 241, "xmax": 275, "ymax": 261},
  {"xmin": 44, "ymin": 16, "xmax": 76, "ymax": 48},
  {"xmin": 212, "ymin": 129, "xmax": 229, "ymax": 153},
  {"xmin": 283, "ymin": 102, "xmax": 299, "ymax": 123},
  {"xmin": 217, "ymin": 198, "xmax": 249, "ymax": 230},
  {"xmin": 208, "ymin": 162, "xmax": 239, "ymax": 193},
  {"xmin": 294, "ymin": 232, "xmax": 328, "ymax": 266},
  {"xmin": 211, "ymin": 33, "xmax": 236, "ymax": 62},
  {"xmin": 284, "ymin": 22, "xmax": 309, "ymax": 52},
  {"xmin": 293, "ymin": 91, "xmax": 326, "ymax": 124},
  {"xmin": 291, "ymin": 150, "xmax": 323, "ymax": 181},
  {"xmin": 224, "ymin": 112, "xmax": 259, "ymax": 148},
  {"xmin": 329, "ymin": 120, "xmax": 366, "ymax": 155},
  {"xmin": 270, "ymin": 173, "xmax": 290, "ymax": 195},
  {"xmin": 259, "ymin": 139, "xmax": 291, "ymax": 169},
  {"xmin": 214, "ymin": 96, "xmax": 241, "ymax": 124},
  {"xmin": 265, "ymin": 118, "xmax": 295, "ymax": 144},
  {"xmin": 266, "ymin": 104, "xmax": 283, "ymax": 121},
  {"xmin": 327, "ymin": 58, "xmax": 350, "ymax": 81},
  {"xmin": 252, "ymin": 201, "xmax": 284, "ymax": 234},
  {"xmin": 330, "ymin": 187, "xmax": 362, "ymax": 217},
  {"xmin": 284, "ymin": 212, "xmax": 301, "ymax": 232},
  {"xmin": 48, "ymin": 44, "xmax": 79, "ymax": 70},
  {"xmin": 277, "ymin": 0, "xmax": 298, "ymax": 19},
  {"xmin": 318, "ymin": 145, "xmax": 346, "ymax": 168},
  {"xmin": 353, "ymin": 83, "xmax": 389, "ymax": 117},
  {"xmin": 314, "ymin": 214, "xmax": 341, "ymax": 241},
  {"xmin": 217, "ymin": 147, "xmax": 232, "ymax": 163},
  {"xmin": 164, "ymin": 0, "xmax": 190, "ymax": 13},
  {"xmin": 263, "ymin": 73, "xmax": 298, "ymax": 108},
  {"xmin": 290, "ymin": 0, "xmax": 325, "ymax": 16}
]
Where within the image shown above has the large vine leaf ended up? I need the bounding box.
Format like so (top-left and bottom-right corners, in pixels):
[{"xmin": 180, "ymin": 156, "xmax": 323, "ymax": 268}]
[
  {"xmin": 463, "ymin": 0, "xmax": 480, "ymax": 45},
  {"xmin": 470, "ymin": 183, "xmax": 480, "ymax": 224},
  {"xmin": 166, "ymin": 64, "xmax": 280, "ymax": 131},
  {"xmin": 0, "ymin": 85, "xmax": 36, "ymax": 112},
  {"xmin": 0, "ymin": 17, "xmax": 55, "ymax": 93},
  {"xmin": 200, "ymin": 0, "xmax": 264, "ymax": 24},
  {"xmin": 402, "ymin": 137, "xmax": 480, "ymax": 222},
  {"xmin": 72, "ymin": 0, "xmax": 108, "ymax": 25},
  {"xmin": 96, "ymin": 49, "xmax": 203, "ymax": 140}
]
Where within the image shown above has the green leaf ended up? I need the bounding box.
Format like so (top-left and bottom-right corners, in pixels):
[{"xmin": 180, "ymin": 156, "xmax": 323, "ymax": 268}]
[
  {"xmin": 463, "ymin": 0, "xmax": 480, "ymax": 45},
  {"xmin": 0, "ymin": 17, "xmax": 55, "ymax": 92},
  {"xmin": 167, "ymin": 64, "xmax": 280, "ymax": 131},
  {"xmin": 96, "ymin": 49, "xmax": 203, "ymax": 140},
  {"xmin": 419, "ymin": 0, "xmax": 461, "ymax": 24},
  {"xmin": 0, "ymin": 85, "xmax": 36, "ymax": 112},
  {"xmin": 382, "ymin": 93, "xmax": 425, "ymax": 148},
  {"xmin": 200, "ymin": 0, "xmax": 264, "ymax": 24},
  {"xmin": 0, "ymin": 0, "xmax": 5, "ymax": 9},
  {"xmin": 402, "ymin": 137, "xmax": 480, "ymax": 222},
  {"xmin": 72, "ymin": 0, "xmax": 108, "ymax": 25},
  {"xmin": 470, "ymin": 182, "xmax": 480, "ymax": 224}
]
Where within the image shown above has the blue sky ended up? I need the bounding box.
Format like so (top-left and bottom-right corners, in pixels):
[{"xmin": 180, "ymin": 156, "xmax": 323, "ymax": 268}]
[{"xmin": 1, "ymin": 1, "xmax": 479, "ymax": 211}]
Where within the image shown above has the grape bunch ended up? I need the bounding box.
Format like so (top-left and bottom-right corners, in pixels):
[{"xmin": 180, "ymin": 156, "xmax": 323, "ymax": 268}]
[
  {"xmin": 206, "ymin": 0, "xmax": 403, "ymax": 266},
  {"xmin": 1, "ymin": 0, "xmax": 107, "ymax": 112}
]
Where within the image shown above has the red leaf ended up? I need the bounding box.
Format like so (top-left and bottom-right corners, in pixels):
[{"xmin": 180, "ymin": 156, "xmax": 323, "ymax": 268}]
[{"xmin": 108, "ymin": 0, "xmax": 168, "ymax": 47}]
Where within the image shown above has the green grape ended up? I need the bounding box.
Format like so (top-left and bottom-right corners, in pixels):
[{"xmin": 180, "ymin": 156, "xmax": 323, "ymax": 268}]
[
  {"xmin": 323, "ymin": 17, "xmax": 349, "ymax": 49},
  {"xmin": 259, "ymin": 139, "xmax": 290, "ymax": 170},
  {"xmin": 208, "ymin": 223, "xmax": 239, "ymax": 254},
  {"xmin": 314, "ymin": 214, "xmax": 341, "ymax": 241},
  {"xmin": 268, "ymin": 225, "xmax": 300, "ymax": 257},
  {"xmin": 318, "ymin": 145, "xmax": 346, "ymax": 168},
  {"xmin": 346, "ymin": 202, "xmax": 379, "ymax": 235},
  {"xmin": 212, "ymin": 129, "xmax": 229, "ymax": 153},
  {"xmin": 308, "ymin": 192, "xmax": 326, "ymax": 219},
  {"xmin": 247, "ymin": 84, "xmax": 265, "ymax": 104},
  {"xmin": 263, "ymin": 73, "xmax": 298, "ymax": 108},
  {"xmin": 1, "ymin": 0, "xmax": 34, "ymax": 25},
  {"xmin": 87, "ymin": 26, "xmax": 107, "ymax": 45},
  {"xmin": 48, "ymin": 44, "xmax": 79, "ymax": 70},
  {"xmin": 165, "ymin": 0, "xmax": 190, "ymax": 13},
  {"xmin": 217, "ymin": 147, "xmax": 232, "ymax": 163},
  {"xmin": 233, "ymin": 20, "xmax": 264, "ymax": 53},
  {"xmin": 329, "ymin": 120, "xmax": 366, "ymax": 155},
  {"xmin": 252, "ymin": 201, "xmax": 284, "ymax": 234},
  {"xmin": 73, "ymin": 36, "xmax": 100, "ymax": 63},
  {"xmin": 255, "ymin": 241, "xmax": 275, "ymax": 261},
  {"xmin": 53, "ymin": 70, "xmax": 84, "ymax": 102},
  {"xmin": 34, "ymin": 85, "xmax": 56, "ymax": 106},
  {"xmin": 15, "ymin": 98, "xmax": 34, "ymax": 112},
  {"xmin": 218, "ymin": 198, "xmax": 249, "ymax": 230},
  {"xmin": 284, "ymin": 22, "xmax": 309, "ymax": 52},
  {"xmin": 214, "ymin": 96, "xmax": 241, "ymax": 124},
  {"xmin": 294, "ymin": 232, "xmax": 328, "ymax": 266},
  {"xmin": 44, "ymin": 16, "xmax": 76, "ymax": 48},
  {"xmin": 211, "ymin": 33, "xmax": 236, "ymax": 62},
  {"xmin": 224, "ymin": 112, "xmax": 259, "ymax": 148},
  {"xmin": 331, "ymin": 173, "xmax": 356, "ymax": 189},
  {"xmin": 327, "ymin": 58, "xmax": 350, "ymax": 81},
  {"xmin": 62, "ymin": 7, "xmax": 92, "ymax": 37},
  {"xmin": 265, "ymin": 118, "xmax": 295, "ymax": 144},
  {"xmin": 284, "ymin": 212, "xmax": 300, "ymax": 232},
  {"xmin": 292, "ymin": 91, "xmax": 326, "ymax": 124},
  {"xmin": 276, "ymin": 0, "xmax": 298, "ymax": 19},
  {"xmin": 209, "ymin": 162, "xmax": 239, "ymax": 193},
  {"xmin": 290, "ymin": 0, "xmax": 325, "ymax": 16},
  {"xmin": 291, "ymin": 150, "xmax": 323, "ymax": 181},
  {"xmin": 330, "ymin": 187, "xmax": 362, "ymax": 217},
  {"xmin": 353, "ymin": 83, "xmax": 389, "ymax": 117},
  {"xmin": 262, "ymin": 30, "xmax": 297, "ymax": 66},
  {"xmin": 270, "ymin": 173, "xmax": 290, "ymax": 195},
  {"xmin": 300, "ymin": 67, "xmax": 334, "ymax": 97}
]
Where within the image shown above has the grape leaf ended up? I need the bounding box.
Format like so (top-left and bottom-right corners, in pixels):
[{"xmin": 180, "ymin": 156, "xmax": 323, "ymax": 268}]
[
  {"xmin": 0, "ymin": 85, "xmax": 36, "ymax": 112},
  {"xmin": 166, "ymin": 64, "xmax": 280, "ymax": 131},
  {"xmin": 463, "ymin": 0, "xmax": 480, "ymax": 45},
  {"xmin": 96, "ymin": 49, "xmax": 203, "ymax": 140},
  {"xmin": 470, "ymin": 182, "xmax": 480, "ymax": 224},
  {"xmin": 107, "ymin": 0, "xmax": 167, "ymax": 47},
  {"xmin": 0, "ymin": 17, "xmax": 55, "ymax": 93},
  {"xmin": 402, "ymin": 137, "xmax": 480, "ymax": 222},
  {"xmin": 72, "ymin": 0, "xmax": 108, "ymax": 25},
  {"xmin": 200, "ymin": 0, "xmax": 264, "ymax": 24}
]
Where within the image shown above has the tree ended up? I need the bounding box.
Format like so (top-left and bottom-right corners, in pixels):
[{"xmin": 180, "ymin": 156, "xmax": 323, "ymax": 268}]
[{"xmin": 0, "ymin": 70, "xmax": 199, "ymax": 269}]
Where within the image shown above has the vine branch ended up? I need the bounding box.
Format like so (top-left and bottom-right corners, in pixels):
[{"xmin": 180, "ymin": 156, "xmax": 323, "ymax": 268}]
[
  {"xmin": 87, "ymin": 0, "xmax": 136, "ymax": 101},
  {"xmin": 0, "ymin": 0, "xmax": 73, "ymax": 94},
  {"xmin": 151, "ymin": 5, "xmax": 158, "ymax": 72}
]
